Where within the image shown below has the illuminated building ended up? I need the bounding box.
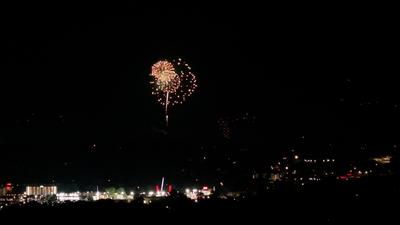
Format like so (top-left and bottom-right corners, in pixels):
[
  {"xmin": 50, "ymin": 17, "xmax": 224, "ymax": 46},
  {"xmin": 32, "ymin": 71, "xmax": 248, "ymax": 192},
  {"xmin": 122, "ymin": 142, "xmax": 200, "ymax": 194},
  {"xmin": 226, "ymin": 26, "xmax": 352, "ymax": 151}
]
[
  {"xmin": 92, "ymin": 192, "xmax": 108, "ymax": 201},
  {"xmin": 372, "ymin": 155, "xmax": 392, "ymax": 164},
  {"xmin": 56, "ymin": 193, "xmax": 80, "ymax": 202},
  {"xmin": 184, "ymin": 186, "xmax": 212, "ymax": 200},
  {"xmin": 201, "ymin": 186, "xmax": 211, "ymax": 196},
  {"xmin": 26, "ymin": 185, "xmax": 57, "ymax": 196}
]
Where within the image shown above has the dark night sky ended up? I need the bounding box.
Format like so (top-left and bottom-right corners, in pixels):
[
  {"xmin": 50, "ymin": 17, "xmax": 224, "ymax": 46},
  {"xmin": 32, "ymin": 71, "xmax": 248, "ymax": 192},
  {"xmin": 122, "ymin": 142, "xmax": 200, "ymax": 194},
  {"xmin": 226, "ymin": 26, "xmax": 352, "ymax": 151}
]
[{"xmin": 0, "ymin": 4, "xmax": 398, "ymax": 187}]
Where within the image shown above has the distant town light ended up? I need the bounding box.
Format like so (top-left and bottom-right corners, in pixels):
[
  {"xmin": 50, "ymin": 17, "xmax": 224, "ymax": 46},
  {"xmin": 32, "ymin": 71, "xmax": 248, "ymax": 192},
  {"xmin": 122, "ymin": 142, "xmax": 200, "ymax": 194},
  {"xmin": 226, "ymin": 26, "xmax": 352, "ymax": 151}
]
[{"xmin": 373, "ymin": 155, "xmax": 392, "ymax": 164}]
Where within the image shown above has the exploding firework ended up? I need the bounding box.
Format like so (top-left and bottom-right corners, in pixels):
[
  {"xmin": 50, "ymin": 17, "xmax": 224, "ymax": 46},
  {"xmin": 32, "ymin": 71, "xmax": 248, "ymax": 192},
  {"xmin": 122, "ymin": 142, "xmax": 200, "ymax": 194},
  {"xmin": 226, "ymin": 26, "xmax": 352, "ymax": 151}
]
[
  {"xmin": 150, "ymin": 58, "xmax": 197, "ymax": 126},
  {"xmin": 151, "ymin": 61, "xmax": 180, "ymax": 93}
]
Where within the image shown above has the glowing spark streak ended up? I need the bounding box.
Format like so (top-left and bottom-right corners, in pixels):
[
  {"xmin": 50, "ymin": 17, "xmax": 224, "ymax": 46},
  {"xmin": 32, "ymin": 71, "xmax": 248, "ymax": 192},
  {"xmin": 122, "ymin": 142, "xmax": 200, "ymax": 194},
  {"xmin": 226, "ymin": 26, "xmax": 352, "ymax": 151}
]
[{"xmin": 165, "ymin": 91, "xmax": 169, "ymax": 127}]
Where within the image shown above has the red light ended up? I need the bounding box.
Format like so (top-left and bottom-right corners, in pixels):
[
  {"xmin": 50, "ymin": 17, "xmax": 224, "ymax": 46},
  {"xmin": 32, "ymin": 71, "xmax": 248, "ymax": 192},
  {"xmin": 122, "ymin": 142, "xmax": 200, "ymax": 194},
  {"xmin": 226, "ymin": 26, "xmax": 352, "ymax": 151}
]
[
  {"xmin": 5, "ymin": 183, "xmax": 12, "ymax": 191},
  {"xmin": 168, "ymin": 185, "xmax": 172, "ymax": 193},
  {"xmin": 156, "ymin": 185, "xmax": 159, "ymax": 193}
]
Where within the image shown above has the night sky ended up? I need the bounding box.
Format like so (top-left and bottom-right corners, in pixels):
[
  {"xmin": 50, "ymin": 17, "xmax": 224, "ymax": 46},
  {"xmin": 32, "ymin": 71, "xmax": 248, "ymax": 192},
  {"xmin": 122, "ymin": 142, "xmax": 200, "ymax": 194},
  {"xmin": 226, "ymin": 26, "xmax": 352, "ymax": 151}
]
[{"xmin": 0, "ymin": 5, "xmax": 398, "ymax": 188}]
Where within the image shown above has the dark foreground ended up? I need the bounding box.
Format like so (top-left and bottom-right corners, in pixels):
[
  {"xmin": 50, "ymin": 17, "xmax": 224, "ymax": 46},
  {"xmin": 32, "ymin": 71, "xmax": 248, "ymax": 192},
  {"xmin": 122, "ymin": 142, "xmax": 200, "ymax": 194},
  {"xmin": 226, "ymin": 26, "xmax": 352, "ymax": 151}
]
[{"xmin": 1, "ymin": 177, "xmax": 398, "ymax": 223}]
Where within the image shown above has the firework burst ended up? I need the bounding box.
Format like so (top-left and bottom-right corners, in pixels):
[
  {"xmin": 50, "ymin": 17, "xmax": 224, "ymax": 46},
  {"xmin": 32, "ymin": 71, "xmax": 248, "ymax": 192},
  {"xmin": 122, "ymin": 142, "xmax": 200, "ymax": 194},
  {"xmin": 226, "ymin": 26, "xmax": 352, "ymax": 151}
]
[{"xmin": 150, "ymin": 58, "xmax": 197, "ymax": 126}]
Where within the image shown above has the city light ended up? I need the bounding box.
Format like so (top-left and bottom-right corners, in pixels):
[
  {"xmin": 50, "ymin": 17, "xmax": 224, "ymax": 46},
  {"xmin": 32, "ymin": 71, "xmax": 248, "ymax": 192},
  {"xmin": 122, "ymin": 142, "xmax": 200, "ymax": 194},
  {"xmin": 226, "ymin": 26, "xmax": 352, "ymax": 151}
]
[
  {"xmin": 373, "ymin": 156, "xmax": 392, "ymax": 164},
  {"xmin": 57, "ymin": 192, "xmax": 80, "ymax": 202},
  {"xmin": 26, "ymin": 186, "xmax": 57, "ymax": 196}
]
